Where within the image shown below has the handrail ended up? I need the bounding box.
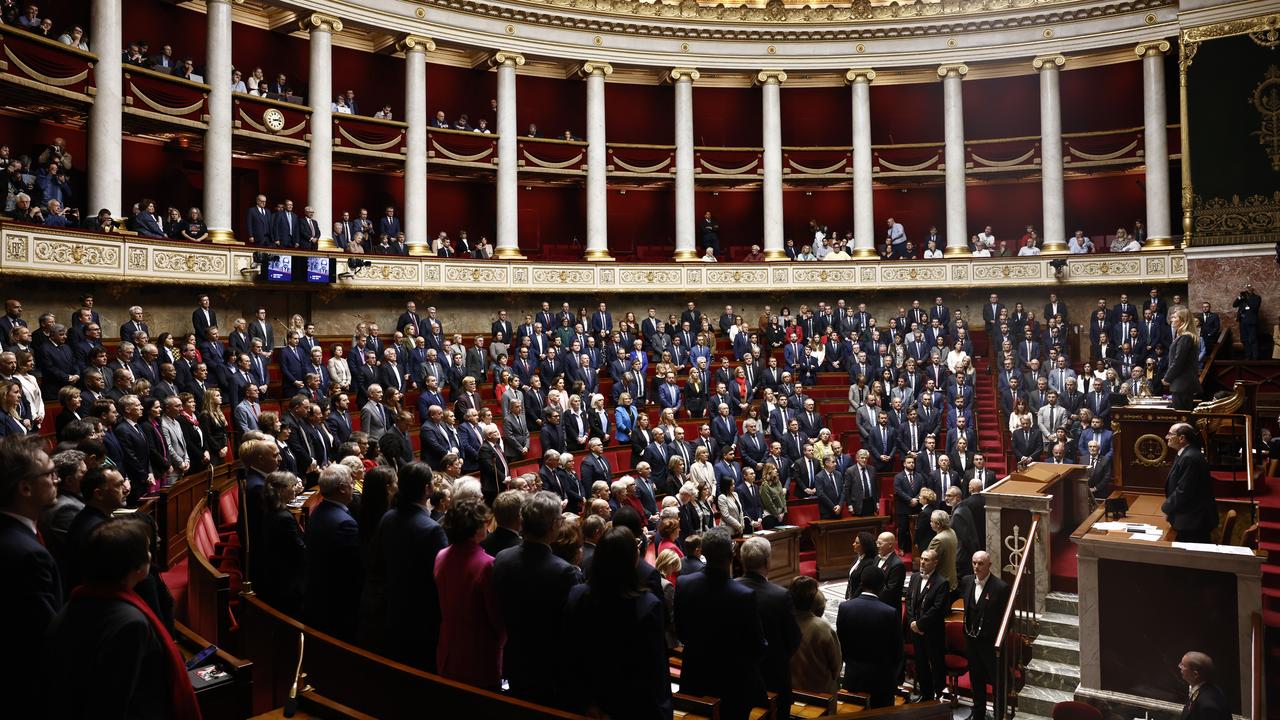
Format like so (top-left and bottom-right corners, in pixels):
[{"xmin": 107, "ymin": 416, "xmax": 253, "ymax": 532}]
[
  {"xmin": 994, "ymin": 516, "xmax": 1039, "ymax": 648},
  {"xmin": 1198, "ymin": 328, "xmax": 1232, "ymax": 388},
  {"xmin": 125, "ymin": 64, "xmax": 211, "ymax": 92},
  {"xmin": 0, "ymin": 27, "xmax": 97, "ymax": 61},
  {"xmin": 992, "ymin": 515, "xmax": 1040, "ymax": 720}
]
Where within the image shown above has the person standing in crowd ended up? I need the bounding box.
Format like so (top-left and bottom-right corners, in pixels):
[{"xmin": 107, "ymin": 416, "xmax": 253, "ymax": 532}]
[
  {"xmin": 1163, "ymin": 307, "xmax": 1202, "ymax": 410},
  {"xmin": 1177, "ymin": 651, "xmax": 1231, "ymax": 720},
  {"xmin": 303, "ymin": 464, "xmax": 362, "ymax": 641},
  {"xmin": 562, "ymin": 526, "xmax": 672, "ymax": 718},
  {"xmin": 435, "ymin": 497, "xmax": 504, "ymax": 690},
  {"xmin": 956, "ymin": 551, "xmax": 1008, "ymax": 720},
  {"xmin": 675, "ymin": 526, "xmax": 766, "ymax": 720},
  {"xmin": 906, "ymin": 548, "xmax": 950, "ymax": 702},
  {"xmin": 1232, "ymin": 284, "xmax": 1261, "ymax": 360},
  {"xmin": 836, "ymin": 567, "xmax": 902, "ymax": 708},
  {"xmin": 738, "ymin": 536, "xmax": 801, "ymax": 719}
]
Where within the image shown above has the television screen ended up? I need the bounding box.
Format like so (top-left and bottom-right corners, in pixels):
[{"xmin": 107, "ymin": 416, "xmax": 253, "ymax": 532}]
[
  {"xmin": 305, "ymin": 256, "xmax": 333, "ymax": 283},
  {"xmin": 264, "ymin": 255, "xmax": 293, "ymax": 282}
]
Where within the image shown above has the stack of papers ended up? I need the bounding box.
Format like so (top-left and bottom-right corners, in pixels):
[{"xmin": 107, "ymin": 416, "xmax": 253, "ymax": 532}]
[{"xmin": 1171, "ymin": 542, "xmax": 1256, "ymax": 556}]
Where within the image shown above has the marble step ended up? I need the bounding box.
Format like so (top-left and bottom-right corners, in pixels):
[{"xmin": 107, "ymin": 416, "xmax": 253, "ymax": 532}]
[
  {"xmin": 1025, "ymin": 658, "xmax": 1082, "ymax": 692},
  {"xmin": 1032, "ymin": 634, "xmax": 1080, "ymax": 665},
  {"xmin": 1017, "ymin": 685, "xmax": 1076, "ymax": 718},
  {"xmin": 1038, "ymin": 611, "xmax": 1080, "ymax": 640},
  {"xmin": 1045, "ymin": 591, "xmax": 1079, "ymax": 616}
]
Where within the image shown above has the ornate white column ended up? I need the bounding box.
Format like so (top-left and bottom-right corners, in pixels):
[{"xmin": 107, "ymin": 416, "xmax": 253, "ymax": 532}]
[
  {"xmin": 203, "ymin": 0, "xmax": 235, "ymax": 244},
  {"xmin": 88, "ymin": 0, "xmax": 123, "ymax": 216},
  {"xmin": 304, "ymin": 13, "xmax": 341, "ymax": 251},
  {"xmin": 1036, "ymin": 54, "xmax": 1067, "ymax": 255},
  {"xmin": 846, "ymin": 68, "xmax": 877, "ymax": 259},
  {"xmin": 759, "ymin": 70, "xmax": 788, "ymax": 261},
  {"xmin": 939, "ymin": 64, "xmax": 970, "ymax": 256},
  {"xmin": 582, "ymin": 60, "xmax": 614, "ymax": 261},
  {"xmin": 491, "ymin": 51, "xmax": 525, "ymax": 259},
  {"xmin": 400, "ymin": 35, "xmax": 434, "ymax": 256},
  {"xmin": 1137, "ymin": 39, "xmax": 1173, "ymax": 249},
  {"xmin": 670, "ymin": 67, "xmax": 699, "ymax": 262}
]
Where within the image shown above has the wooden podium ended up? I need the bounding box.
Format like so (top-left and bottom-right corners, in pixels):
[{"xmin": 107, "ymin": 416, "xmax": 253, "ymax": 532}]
[
  {"xmin": 808, "ymin": 516, "xmax": 889, "ymax": 580},
  {"xmin": 983, "ymin": 463, "xmax": 1089, "ymax": 612},
  {"xmin": 1071, "ymin": 495, "xmax": 1263, "ymax": 719},
  {"xmin": 736, "ymin": 526, "xmax": 802, "ymax": 584}
]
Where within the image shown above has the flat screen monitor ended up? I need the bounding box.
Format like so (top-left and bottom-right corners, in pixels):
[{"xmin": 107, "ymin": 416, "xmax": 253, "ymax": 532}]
[
  {"xmin": 263, "ymin": 254, "xmax": 293, "ymax": 282},
  {"xmin": 305, "ymin": 256, "xmax": 334, "ymax": 283}
]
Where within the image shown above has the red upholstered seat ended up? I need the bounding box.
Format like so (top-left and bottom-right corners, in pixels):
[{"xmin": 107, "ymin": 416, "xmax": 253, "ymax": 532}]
[
  {"xmin": 1052, "ymin": 701, "xmax": 1103, "ymax": 720},
  {"xmin": 218, "ymin": 487, "xmax": 240, "ymax": 529}
]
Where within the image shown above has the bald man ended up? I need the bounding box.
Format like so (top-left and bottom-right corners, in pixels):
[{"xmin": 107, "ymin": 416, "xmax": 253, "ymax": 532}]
[
  {"xmin": 956, "ymin": 551, "xmax": 1009, "ymax": 720},
  {"xmin": 1177, "ymin": 651, "xmax": 1230, "ymax": 720},
  {"xmin": 1161, "ymin": 423, "xmax": 1217, "ymax": 543}
]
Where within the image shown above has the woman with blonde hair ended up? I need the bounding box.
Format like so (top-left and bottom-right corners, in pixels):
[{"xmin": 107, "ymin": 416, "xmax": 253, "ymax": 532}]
[
  {"xmin": 0, "ymin": 380, "xmax": 28, "ymax": 435},
  {"xmin": 759, "ymin": 462, "xmax": 786, "ymax": 526},
  {"xmin": 689, "ymin": 444, "xmax": 715, "ymax": 493},
  {"xmin": 1164, "ymin": 306, "xmax": 1202, "ymax": 410},
  {"xmin": 654, "ymin": 548, "xmax": 682, "ymax": 648},
  {"xmin": 200, "ymin": 388, "xmax": 229, "ymax": 464}
]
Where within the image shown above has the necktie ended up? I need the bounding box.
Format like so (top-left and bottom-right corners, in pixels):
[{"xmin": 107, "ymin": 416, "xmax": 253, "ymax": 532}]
[{"xmin": 862, "ymin": 467, "xmax": 871, "ymax": 497}]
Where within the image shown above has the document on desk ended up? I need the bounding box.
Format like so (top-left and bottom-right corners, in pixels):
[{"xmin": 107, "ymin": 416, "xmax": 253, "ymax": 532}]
[
  {"xmin": 1171, "ymin": 542, "xmax": 1256, "ymax": 556},
  {"xmin": 1128, "ymin": 532, "xmax": 1163, "ymax": 541}
]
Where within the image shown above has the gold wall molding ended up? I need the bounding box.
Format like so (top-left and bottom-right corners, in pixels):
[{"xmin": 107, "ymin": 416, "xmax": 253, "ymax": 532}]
[
  {"xmin": 0, "ymin": 226, "xmax": 1189, "ymax": 293},
  {"xmin": 1190, "ymin": 192, "xmax": 1280, "ymax": 246},
  {"xmin": 301, "ymin": 13, "xmax": 344, "ymax": 34},
  {"xmin": 396, "ymin": 35, "xmax": 437, "ymax": 53}
]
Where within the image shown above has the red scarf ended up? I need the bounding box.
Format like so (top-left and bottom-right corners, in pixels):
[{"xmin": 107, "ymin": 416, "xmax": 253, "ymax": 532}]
[{"xmin": 71, "ymin": 584, "xmax": 203, "ymax": 720}]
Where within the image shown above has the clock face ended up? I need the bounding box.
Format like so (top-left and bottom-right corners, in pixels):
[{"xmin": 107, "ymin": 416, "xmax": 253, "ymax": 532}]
[{"xmin": 263, "ymin": 108, "xmax": 286, "ymax": 132}]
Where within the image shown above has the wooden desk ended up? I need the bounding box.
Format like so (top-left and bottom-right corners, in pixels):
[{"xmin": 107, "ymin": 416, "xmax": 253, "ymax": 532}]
[
  {"xmin": 1071, "ymin": 502, "xmax": 1263, "ymax": 719},
  {"xmin": 809, "ymin": 516, "xmax": 888, "ymax": 580},
  {"xmin": 736, "ymin": 526, "xmax": 801, "ymax": 584},
  {"xmin": 983, "ymin": 463, "xmax": 1089, "ymax": 612}
]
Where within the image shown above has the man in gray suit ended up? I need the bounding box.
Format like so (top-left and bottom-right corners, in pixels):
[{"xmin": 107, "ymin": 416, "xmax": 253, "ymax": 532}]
[
  {"xmin": 234, "ymin": 383, "xmax": 261, "ymax": 438},
  {"xmin": 361, "ymin": 384, "xmax": 390, "ymax": 441},
  {"xmin": 503, "ymin": 399, "xmax": 530, "ymax": 460}
]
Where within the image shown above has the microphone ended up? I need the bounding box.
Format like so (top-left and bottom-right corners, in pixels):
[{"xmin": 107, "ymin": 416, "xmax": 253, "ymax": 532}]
[{"xmin": 283, "ymin": 633, "xmax": 306, "ymax": 718}]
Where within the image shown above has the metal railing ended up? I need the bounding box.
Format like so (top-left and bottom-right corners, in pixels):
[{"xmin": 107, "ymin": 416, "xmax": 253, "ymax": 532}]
[{"xmin": 993, "ymin": 515, "xmax": 1040, "ymax": 720}]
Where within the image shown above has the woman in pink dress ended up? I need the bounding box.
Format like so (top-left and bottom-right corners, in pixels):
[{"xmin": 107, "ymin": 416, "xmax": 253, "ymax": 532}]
[{"xmin": 434, "ymin": 498, "xmax": 505, "ymax": 689}]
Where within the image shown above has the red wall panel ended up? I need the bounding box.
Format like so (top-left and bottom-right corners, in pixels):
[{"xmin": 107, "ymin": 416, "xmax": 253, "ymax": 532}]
[
  {"xmin": 869, "ymin": 82, "xmax": 943, "ymax": 145},
  {"xmin": 122, "ymin": 0, "xmax": 206, "ymax": 68},
  {"xmin": 1060, "ymin": 62, "xmax": 1143, "ymax": 133},
  {"xmin": 425, "ymin": 178, "xmax": 495, "ymax": 241},
  {"xmin": 517, "ymin": 75, "xmax": 585, "ymax": 139},
  {"xmin": 780, "ymin": 87, "xmax": 849, "ymax": 147},
  {"xmin": 693, "ymin": 86, "xmax": 761, "ymax": 148},
  {"xmin": 517, "ymin": 185, "xmax": 585, "ymax": 259},
  {"xmin": 966, "ymin": 182, "xmax": 1043, "ymax": 245},
  {"xmin": 605, "ymin": 82, "xmax": 673, "ymax": 145},
  {"xmin": 872, "ymin": 186, "xmax": 946, "ymax": 247},
  {"xmin": 426, "ymin": 64, "xmax": 495, "ymax": 129},
  {"xmin": 963, "ymin": 74, "xmax": 1040, "ymax": 140},
  {"xmin": 606, "ymin": 188, "xmax": 673, "ymax": 258},
  {"xmin": 783, "ymin": 189, "xmax": 851, "ymax": 241},
  {"xmin": 695, "ymin": 189, "xmax": 762, "ymax": 257},
  {"xmin": 1063, "ymin": 173, "xmax": 1146, "ymax": 236}
]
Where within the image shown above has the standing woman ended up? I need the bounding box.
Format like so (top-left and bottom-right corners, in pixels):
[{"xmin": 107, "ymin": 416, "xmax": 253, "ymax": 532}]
[
  {"xmin": 327, "ymin": 344, "xmax": 352, "ymax": 392},
  {"xmin": 1163, "ymin": 307, "xmax": 1203, "ymax": 411},
  {"xmin": 258, "ymin": 471, "xmax": 306, "ymax": 614},
  {"xmin": 0, "ymin": 380, "xmax": 28, "ymax": 436},
  {"xmin": 435, "ymin": 498, "xmax": 505, "ymax": 690},
  {"xmin": 716, "ymin": 475, "xmax": 745, "ymax": 537},
  {"xmin": 55, "ymin": 385, "xmax": 84, "ymax": 440},
  {"xmin": 199, "ymin": 388, "xmax": 229, "ymax": 465},
  {"xmin": 14, "ymin": 350, "xmax": 43, "ymax": 430}
]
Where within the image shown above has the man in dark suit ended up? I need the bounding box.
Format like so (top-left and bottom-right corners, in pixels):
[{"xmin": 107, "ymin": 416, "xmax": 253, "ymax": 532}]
[
  {"xmin": 492, "ymin": 491, "xmax": 581, "ymax": 708},
  {"xmin": 376, "ymin": 206, "xmax": 401, "ymax": 243},
  {"xmin": 1011, "ymin": 416, "xmax": 1044, "ymax": 468},
  {"xmin": 477, "ymin": 427, "xmax": 508, "ymax": 506},
  {"xmin": 836, "ymin": 567, "xmax": 903, "ymax": 708},
  {"xmin": 738, "ymin": 536, "xmax": 801, "ymax": 719},
  {"xmin": 1177, "ymin": 651, "xmax": 1231, "ymax": 720},
  {"xmin": 956, "ymin": 551, "xmax": 1009, "ymax": 720},
  {"xmin": 113, "ymin": 395, "xmax": 153, "ymax": 504},
  {"xmin": 1084, "ymin": 441, "xmax": 1114, "ymax": 499},
  {"xmin": 540, "ymin": 409, "xmax": 567, "ymax": 455},
  {"xmin": 699, "ymin": 211, "xmax": 720, "ymax": 256},
  {"xmin": 872, "ymin": 532, "xmax": 906, "ymax": 607},
  {"xmin": 270, "ymin": 199, "xmax": 302, "ymax": 248},
  {"xmin": 893, "ymin": 455, "xmax": 923, "ymax": 553},
  {"xmin": 1161, "ymin": 423, "xmax": 1218, "ymax": 543},
  {"xmin": 192, "ymin": 295, "xmax": 217, "ymax": 343},
  {"xmin": 0, "ymin": 435, "xmax": 62, "ymax": 718},
  {"xmin": 244, "ymin": 194, "xmax": 273, "ymax": 245},
  {"xmin": 481, "ymin": 490, "xmax": 523, "ymax": 557},
  {"xmin": 366, "ymin": 463, "xmax": 447, "ymax": 671},
  {"xmin": 1197, "ymin": 302, "xmax": 1221, "ymax": 349},
  {"xmin": 304, "ymin": 465, "xmax": 363, "ymax": 642},
  {"xmin": 906, "ymin": 548, "xmax": 951, "ymax": 702},
  {"xmin": 675, "ymin": 527, "xmax": 766, "ymax": 720},
  {"xmin": 815, "ymin": 455, "xmax": 844, "ymax": 519}
]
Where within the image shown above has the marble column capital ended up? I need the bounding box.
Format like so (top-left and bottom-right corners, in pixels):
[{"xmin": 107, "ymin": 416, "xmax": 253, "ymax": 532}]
[
  {"xmin": 489, "ymin": 50, "xmax": 526, "ymax": 68},
  {"xmin": 300, "ymin": 12, "xmax": 342, "ymax": 34},
  {"xmin": 579, "ymin": 60, "xmax": 614, "ymax": 78},
  {"xmin": 666, "ymin": 67, "xmax": 700, "ymax": 83},
  {"xmin": 937, "ymin": 63, "xmax": 969, "ymax": 79},
  {"xmin": 1134, "ymin": 39, "xmax": 1171, "ymax": 58},
  {"xmin": 397, "ymin": 35, "xmax": 436, "ymax": 54},
  {"xmin": 844, "ymin": 68, "xmax": 877, "ymax": 84},
  {"xmin": 1033, "ymin": 54, "xmax": 1066, "ymax": 71},
  {"xmin": 756, "ymin": 69, "xmax": 788, "ymax": 85}
]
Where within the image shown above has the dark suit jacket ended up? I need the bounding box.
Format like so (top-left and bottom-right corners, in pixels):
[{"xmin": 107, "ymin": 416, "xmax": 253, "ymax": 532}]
[
  {"xmin": 841, "ymin": 464, "xmax": 880, "ymax": 515},
  {"xmin": 113, "ymin": 421, "xmax": 152, "ymax": 495},
  {"xmin": 492, "ymin": 541, "xmax": 580, "ymax": 707},
  {"xmin": 956, "ymin": 572, "xmax": 1009, "ymax": 645},
  {"xmin": 479, "ymin": 524, "xmax": 520, "ymax": 558},
  {"xmin": 245, "ymin": 205, "xmax": 272, "ymax": 245},
  {"xmin": 257, "ymin": 508, "xmax": 306, "ymax": 615},
  {"xmin": 875, "ymin": 553, "xmax": 906, "ymax": 607},
  {"xmin": 737, "ymin": 572, "xmax": 801, "ymax": 701},
  {"xmin": 368, "ymin": 504, "xmax": 448, "ymax": 670},
  {"xmin": 836, "ymin": 593, "xmax": 904, "ymax": 704},
  {"xmin": 675, "ymin": 568, "xmax": 767, "ymax": 720},
  {"xmin": 562, "ymin": 583, "xmax": 671, "ymax": 718},
  {"xmin": 540, "ymin": 422, "xmax": 567, "ymax": 455},
  {"xmin": 1161, "ymin": 446, "xmax": 1217, "ymax": 534},
  {"xmin": 1011, "ymin": 427, "xmax": 1044, "ymax": 461},
  {"xmin": 905, "ymin": 569, "xmax": 950, "ymax": 634},
  {"xmin": 303, "ymin": 500, "xmax": 363, "ymax": 641},
  {"xmin": 1182, "ymin": 683, "xmax": 1231, "ymax": 720},
  {"xmin": 1165, "ymin": 334, "xmax": 1201, "ymax": 395},
  {"xmin": 1, "ymin": 513, "xmax": 63, "ymax": 716},
  {"xmin": 270, "ymin": 210, "xmax": 301, "ymax": 248}
]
